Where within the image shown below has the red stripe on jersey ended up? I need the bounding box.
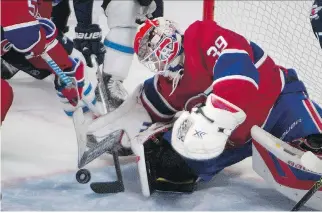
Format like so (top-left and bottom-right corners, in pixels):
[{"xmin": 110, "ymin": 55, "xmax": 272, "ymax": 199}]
[
  {"xmin": 303, "ymin": 99, "xmax": 322, "ymax": 133},
  {"xmin": 210, "ymin": 95, "xmax": 238, "ymax": 113}
]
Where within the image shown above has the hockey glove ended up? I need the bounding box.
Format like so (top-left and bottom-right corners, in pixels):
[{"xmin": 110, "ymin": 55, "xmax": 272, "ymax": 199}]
[
  {"xmin": 55, "ymin": 57, "xmax": 96, "ymax": 116},
  {"xmin": 74, "ymin": 24, "xmax": 106, "ymax": 68},
  {"xmin": 171, "ymin": 94, "xmax": 246, "ymax": 160}
]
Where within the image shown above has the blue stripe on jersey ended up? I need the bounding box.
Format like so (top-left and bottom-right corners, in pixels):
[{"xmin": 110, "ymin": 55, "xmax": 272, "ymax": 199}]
[
  {"xmin": 4, "ymin": 24, "xmax": 41, "ymax": 52},
  {"xmin": 143, "ymin": 77, "xmax": 176, "ymax": 116},
  {"xmin": 213, "ymin": 52, "xmax": 259, "ymax": 85},
  {"xmin": 250, "ymin": 41, "xmax": 264, "ymax": 65},
  {"xmin": 104, "ymin": 39, "xmax": 134, "ymax": 54}
]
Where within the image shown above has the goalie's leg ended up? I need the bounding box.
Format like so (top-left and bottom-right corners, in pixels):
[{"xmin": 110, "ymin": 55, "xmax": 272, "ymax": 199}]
[{"xmin": 261, "ymin": 70, "xmax": 322, "ymax": 153}]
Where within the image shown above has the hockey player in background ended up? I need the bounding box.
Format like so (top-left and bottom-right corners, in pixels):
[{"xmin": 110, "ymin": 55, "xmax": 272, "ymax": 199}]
[
  {"xmin": 0, "ymin": 0, "xmax": 97, "ymax": 119},
  {"xmin": 72, "ymin": 0, "xmax": 163, "ymax": 110},
  {"xmin": 311, "ymin": 0, "xmax": 322, "ymax": 49},
  {"xmin": 87, "ymin": 17, "xmax": 322, "ymax": 196},
  {"xmin": 1, "ymin": 0, "xmax": 73, "ymax": 81}
]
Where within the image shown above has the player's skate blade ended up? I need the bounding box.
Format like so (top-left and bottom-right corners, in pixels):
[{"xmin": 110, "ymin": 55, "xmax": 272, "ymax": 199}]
[{"xmin": 90, "ymin": 181, "xmax": 124, "ymax": 194}]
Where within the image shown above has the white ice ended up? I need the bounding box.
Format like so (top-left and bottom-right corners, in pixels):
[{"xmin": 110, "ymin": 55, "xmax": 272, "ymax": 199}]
[{"xmin": 1, "ymin": 1, "xmax": 315, "ymax": 211}]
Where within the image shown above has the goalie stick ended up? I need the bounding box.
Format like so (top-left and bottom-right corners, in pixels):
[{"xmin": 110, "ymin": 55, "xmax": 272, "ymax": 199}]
[
  {"xmin": 43, "ymin": 54, "xmax": 124, "ymax": 192},
  {"xmin": 84, "ymin": 56, "xmax": 125, "ymax": 194},
  {"xmin": 291, "ymin": 152, "xmax": 322, "ymax": 211},
  {"xmin": 90, "ymin": 149, "xmax": 125, "ymax": 193},
  {"xmin": 291, "ymin": 177, "xmax": 322, "ymax": 211}
]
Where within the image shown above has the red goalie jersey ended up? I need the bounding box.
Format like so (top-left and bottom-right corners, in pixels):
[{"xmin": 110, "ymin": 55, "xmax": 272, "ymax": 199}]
[{"xmin": 141, "ymin": 20, "xmax": 286, "ymax": 146}]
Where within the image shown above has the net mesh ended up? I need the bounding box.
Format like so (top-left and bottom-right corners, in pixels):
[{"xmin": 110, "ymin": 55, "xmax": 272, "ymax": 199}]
[{"xmin": 214, "ymin": 1, "xmax": 322, "ymax": 105}]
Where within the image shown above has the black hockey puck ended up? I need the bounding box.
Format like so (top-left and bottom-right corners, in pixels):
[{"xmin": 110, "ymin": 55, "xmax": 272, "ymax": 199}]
[{"xmin": 76, "ymin": 169, "xmax": 91, "ymax": 184}]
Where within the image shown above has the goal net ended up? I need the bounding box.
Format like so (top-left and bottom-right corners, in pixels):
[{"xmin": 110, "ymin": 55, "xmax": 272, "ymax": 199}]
[{"xmin": 210, "ymin": 1, "xmax": 322, "ymax": 105}]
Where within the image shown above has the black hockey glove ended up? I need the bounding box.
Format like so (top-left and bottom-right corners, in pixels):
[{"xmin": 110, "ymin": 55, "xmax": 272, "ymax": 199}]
[{"xmin": 74, "ymin": 24, "xmax": 106, "ymax": 68}]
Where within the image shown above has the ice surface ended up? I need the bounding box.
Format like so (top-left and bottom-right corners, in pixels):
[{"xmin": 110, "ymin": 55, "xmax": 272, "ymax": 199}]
[
  {"xmin": 1, "ymin": 1, "xmax": 319, "ymax": 211},
  {"xmin": 3, "ymin": 163, "xmax": 312, "ymax": 211}
]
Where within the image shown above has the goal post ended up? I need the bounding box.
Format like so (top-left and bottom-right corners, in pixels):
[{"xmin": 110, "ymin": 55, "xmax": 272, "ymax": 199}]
[
  {"xmin": 203, "ymin": 0, "xmax": 322, "ymax": 106},
  {"xmin": 203, "ymin": 0, "xmax": 214, "ymax": 21}
]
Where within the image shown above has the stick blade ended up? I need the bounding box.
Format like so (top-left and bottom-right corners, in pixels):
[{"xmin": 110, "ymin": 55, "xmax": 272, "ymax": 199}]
[{"xmin": 90, "ymin": 181, "xmax": 124, "ymax": 194}]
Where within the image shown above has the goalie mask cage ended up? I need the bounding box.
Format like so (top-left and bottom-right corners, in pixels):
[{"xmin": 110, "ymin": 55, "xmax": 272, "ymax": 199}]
[{"xmin": 203, "ymin": 0, "xmax": 322, "ymax": 106}]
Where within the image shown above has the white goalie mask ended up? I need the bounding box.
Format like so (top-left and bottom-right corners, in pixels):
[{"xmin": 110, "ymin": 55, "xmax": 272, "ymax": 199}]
[{"xmin": 134, "ymin": 18, "xmax": 184, "ymax": 82}]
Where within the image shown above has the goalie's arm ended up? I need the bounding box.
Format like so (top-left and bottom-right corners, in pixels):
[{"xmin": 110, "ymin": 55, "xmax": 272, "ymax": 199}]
[{"xmin": 139, "ymin": 77, "xmax": 178, "ymax": 122}]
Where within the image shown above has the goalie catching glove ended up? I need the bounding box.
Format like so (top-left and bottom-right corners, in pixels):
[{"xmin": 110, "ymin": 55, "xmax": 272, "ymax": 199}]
[{"xmin": 172, "ymin": 94, "xmax": 247, "ymax": 160}]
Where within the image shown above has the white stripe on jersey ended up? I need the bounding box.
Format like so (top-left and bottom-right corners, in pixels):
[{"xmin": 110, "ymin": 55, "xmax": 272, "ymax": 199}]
[{"xmin": 3, "ymin": 20, "xmax": 39, "ymax": 31}]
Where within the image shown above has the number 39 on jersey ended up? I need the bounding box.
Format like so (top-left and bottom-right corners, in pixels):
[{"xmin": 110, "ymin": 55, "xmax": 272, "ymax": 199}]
[{"xmin": 206, "ymin": 36, "xmax": 228, "ymax": 60}]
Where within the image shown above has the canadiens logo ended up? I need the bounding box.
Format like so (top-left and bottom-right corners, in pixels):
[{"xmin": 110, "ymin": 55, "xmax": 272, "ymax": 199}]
[
  {"xmin": 156, "ymin": 37, "xmax": 180, "ymax": 63},
  {"xmin": 310, "ymin": 4, "xmax": 322, "ymax": 20}
]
